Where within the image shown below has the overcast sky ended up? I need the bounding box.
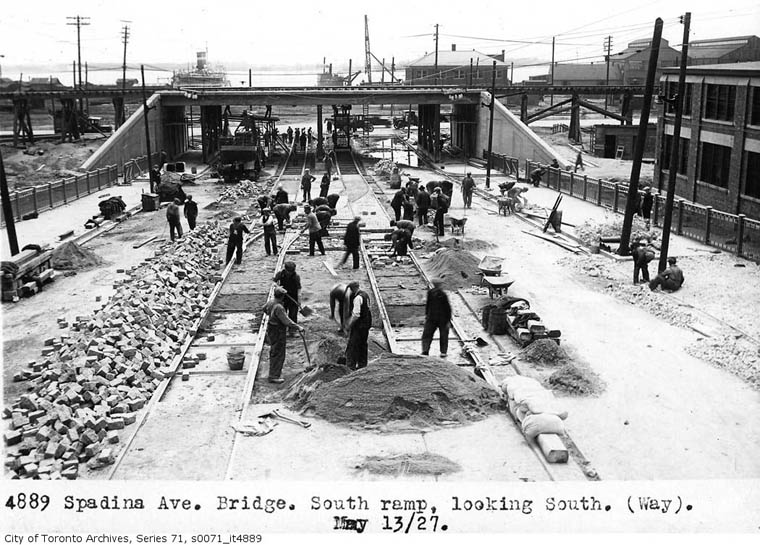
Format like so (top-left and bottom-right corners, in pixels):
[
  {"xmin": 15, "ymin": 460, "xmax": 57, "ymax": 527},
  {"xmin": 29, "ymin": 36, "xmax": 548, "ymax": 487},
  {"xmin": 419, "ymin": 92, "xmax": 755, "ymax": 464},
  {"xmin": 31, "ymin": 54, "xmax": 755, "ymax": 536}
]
[{"xmin": 2, "ymin": 0, "xmax": 759, "ymax": 73}]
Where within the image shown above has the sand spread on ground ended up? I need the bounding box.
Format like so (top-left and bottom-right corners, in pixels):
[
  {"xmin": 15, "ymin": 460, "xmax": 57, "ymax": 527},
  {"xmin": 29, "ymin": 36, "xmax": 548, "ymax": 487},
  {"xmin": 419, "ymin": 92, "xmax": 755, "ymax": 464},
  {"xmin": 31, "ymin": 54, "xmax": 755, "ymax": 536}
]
[
  {"xmin": 520, "ymin": 339, "xmax": 568, "ymax": 365},
  {"xmin": 297, "ymin": 356, "xmax": 502, "ymax": 430},
  {"xmin": 425, "ymin": 248, "xmax": 482, "ymax": 290},
  {"xmin": 547, "ymin": 363, "xmax": 604, "ymax": 396},
  {"xmin": 356, "ymin": 452, "xmax": 461, "ymax": 476},
  {"xmin": 51, "ymin": 241, "xmax": 103, "ymax": 270}
]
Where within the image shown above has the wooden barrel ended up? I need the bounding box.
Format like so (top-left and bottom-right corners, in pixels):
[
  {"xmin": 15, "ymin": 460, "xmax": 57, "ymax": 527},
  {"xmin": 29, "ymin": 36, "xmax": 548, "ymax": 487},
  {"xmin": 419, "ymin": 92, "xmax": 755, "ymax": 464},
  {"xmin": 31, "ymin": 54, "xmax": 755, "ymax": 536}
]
[{"xmin": 488, "ymin": 307, "xmax": 509, "ymax": 335}]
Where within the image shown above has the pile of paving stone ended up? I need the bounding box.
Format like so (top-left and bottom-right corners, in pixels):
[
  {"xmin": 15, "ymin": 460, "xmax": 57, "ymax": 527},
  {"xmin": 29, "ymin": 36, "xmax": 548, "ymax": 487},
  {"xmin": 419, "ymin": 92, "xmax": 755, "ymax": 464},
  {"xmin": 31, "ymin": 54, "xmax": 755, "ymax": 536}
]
[
  {"xmin": 217, "ymin": 180, "xmax": 265, "ymax": 203},
  {"xmin": 2, "ymin": 222, "xmax": 229, "ymax": 480},
  {"xmin": 686, "ymin": 335, "xmax": 760, "ymax": 389},
  {"xmin": 605, "ymin": 283, "xmax": 694, "ymax": 328}
]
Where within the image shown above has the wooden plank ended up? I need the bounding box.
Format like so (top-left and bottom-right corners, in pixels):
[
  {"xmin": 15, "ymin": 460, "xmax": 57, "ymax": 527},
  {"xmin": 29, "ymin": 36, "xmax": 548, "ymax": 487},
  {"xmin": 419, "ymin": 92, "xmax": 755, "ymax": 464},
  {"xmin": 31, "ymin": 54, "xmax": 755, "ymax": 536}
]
[
  {"xmin": 537, "ymin": 433, "xmax": 569, "ymax": 463},
  {"xmin": 322, "ymin": 260, "xmax": 338, "ymax": 277},
  {"xmin": 132, "ymin": 235, "xmax": 158, "ymax": 249}
]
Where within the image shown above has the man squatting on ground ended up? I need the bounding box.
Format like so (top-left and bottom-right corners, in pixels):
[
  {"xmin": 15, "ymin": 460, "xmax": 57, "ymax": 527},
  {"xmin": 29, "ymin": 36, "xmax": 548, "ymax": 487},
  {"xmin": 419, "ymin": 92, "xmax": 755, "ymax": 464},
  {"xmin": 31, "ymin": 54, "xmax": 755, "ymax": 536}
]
[
  {"xmin": 421, "ymin": 278, "xmax": 452, "ymax": 357},
  {"xmin": 345, "ymin": 281, "xmax": 372, "ymax": 370},
  {"xmin": 264, "ymin": 287, "xmax": 304, "ymax": 384},
  {"xmin": 649, "ymin": 257, "xmax": 685, "ymax": 292},
  {"xmin": 226, "ymin": 217, "xmax": 250, "ymax": 264}
]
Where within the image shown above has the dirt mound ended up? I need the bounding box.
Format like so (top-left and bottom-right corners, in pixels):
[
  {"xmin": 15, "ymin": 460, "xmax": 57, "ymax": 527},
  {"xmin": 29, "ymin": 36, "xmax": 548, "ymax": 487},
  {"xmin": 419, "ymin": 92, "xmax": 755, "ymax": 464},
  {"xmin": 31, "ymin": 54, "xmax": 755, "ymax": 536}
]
[
  {"xmin": 300, "ymin": 356, "xmax": 502, "ymax": 430},
  {"xmin": 51, "ymin": 242, "xmax": 103, "ymax": 270},
  {"xmin": 439, "ymin": 237, "xmax": 494, "ymax": 252},
  {"xmin": 283, "ymin": 364, "xmax": 352, "ymax": 407},
  {"xmin": 356, "ymin": 452, "xmax": 461, "ymax": 476},
  {"xmin": 425, "ymin": 248, "xmax": 482, "ymax": 289},
  {"xmin": 521, "ymin": 339, "xmax": 568, "ymax": 365},
  {"xmin": 546, "ymin": 363, "xmax": 604, "ymax": 396},
  {"xmin": 312, "ymin": 336, "xmax": 347, "ymax": 367}
]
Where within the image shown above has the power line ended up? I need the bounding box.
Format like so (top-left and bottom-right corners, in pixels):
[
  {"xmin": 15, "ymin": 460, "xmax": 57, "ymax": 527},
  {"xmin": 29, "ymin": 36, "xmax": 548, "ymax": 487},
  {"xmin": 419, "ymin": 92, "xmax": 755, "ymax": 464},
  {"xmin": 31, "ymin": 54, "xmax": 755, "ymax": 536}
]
[{"xmin": 66, "ymin": 15, "xmax": 90, "ymax": 96}]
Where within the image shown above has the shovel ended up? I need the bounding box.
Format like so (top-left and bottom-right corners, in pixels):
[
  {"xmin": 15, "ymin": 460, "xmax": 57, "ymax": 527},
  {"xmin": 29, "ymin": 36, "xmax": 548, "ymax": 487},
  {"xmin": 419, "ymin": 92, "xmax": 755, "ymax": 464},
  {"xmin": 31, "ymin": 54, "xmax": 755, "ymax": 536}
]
[
  {"xmin": 258, "ymin": 407, "xmax": 311, "ymax": 429},
  {"xmin": 460, "ymin": 336, "xmax": 489, "ymax": 347},
  {"xmin": 298, "ymin": 329, "xmax": 312, "ymax": 368},
  {"xmin": 284, "ymin": 293, "xmax": 314, "ymax": 317}
]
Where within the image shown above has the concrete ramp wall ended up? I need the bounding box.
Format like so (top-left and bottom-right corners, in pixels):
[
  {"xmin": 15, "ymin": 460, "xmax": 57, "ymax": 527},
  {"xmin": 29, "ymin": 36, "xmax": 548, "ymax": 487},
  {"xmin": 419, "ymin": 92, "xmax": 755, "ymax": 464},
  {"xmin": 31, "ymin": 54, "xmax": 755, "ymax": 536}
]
[
  {"xmin": 82, "ymin": 93, "xmax": 163, "ymax": 172},
  {"xmin": 476, "ymin": 91, "xmax": 568, "ymax": 168}
]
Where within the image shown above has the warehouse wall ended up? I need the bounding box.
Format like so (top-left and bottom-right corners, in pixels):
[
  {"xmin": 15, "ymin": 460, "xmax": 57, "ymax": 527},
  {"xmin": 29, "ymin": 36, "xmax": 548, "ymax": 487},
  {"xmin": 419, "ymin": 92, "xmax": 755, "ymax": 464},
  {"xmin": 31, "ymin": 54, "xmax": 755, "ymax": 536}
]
[
  {"xmin": 475, "ymin": 92, "xmax": 567, "ymax": 167},
  {"xmin": 81, "ymin": 93, "xmax": 163, "ymax": 172}
]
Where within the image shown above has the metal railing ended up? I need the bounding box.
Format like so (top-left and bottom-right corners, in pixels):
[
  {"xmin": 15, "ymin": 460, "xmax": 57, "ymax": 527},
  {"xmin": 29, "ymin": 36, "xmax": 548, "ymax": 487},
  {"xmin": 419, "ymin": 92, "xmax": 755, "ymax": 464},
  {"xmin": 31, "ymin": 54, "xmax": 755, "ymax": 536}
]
[
  {"xmin": 122, "ymin": 152, "xmax": 161, "ymax": 183},
  {"xmin": 483, "ymin": 150, "xmax": 760, "ymax": 260},
  {"xmin": 1, "ymin": 165, "xmax": 119, "ymax": 227}
]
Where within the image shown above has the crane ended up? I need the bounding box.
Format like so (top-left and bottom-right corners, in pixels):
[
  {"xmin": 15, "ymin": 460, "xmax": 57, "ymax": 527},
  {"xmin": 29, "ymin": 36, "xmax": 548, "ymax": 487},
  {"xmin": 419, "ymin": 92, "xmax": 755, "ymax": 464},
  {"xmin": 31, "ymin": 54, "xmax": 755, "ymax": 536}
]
[{"xmin": 364, "ymin": 15, "xmax": 372, "ymax": 84}]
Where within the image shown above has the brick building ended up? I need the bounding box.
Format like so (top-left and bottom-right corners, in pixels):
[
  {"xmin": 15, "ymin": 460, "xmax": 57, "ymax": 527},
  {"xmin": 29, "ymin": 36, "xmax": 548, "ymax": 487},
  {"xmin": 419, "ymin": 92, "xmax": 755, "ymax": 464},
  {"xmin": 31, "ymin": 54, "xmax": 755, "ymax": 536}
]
[
  {"xmin": 404, "ymin": 46, "xmax": 510, "ymax": 87},
  {"xmin": 654, "ymin": 62, "xmax": 760, "ymax": 220}
]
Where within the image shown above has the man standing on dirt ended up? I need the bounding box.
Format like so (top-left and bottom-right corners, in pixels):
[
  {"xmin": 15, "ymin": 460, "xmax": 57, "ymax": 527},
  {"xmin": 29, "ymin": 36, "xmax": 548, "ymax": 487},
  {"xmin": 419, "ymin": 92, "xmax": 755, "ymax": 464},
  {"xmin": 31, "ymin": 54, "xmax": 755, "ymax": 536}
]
[
  {"xmin": 226, "ymin": 217, "xmax": 250, "ymax": 264},
  {"xmin": 402, "ymin": 195, "xmax": 415, "ymax": 221},
  {"xmin": 339, "ymin": 216, "xmax": 362, "ymax": 269},
  {"xmin": 305, "ymin": 205, "xmax": 326, "ymax": 256},
  {"xmin": 574, "ymin": 151, "xmax": 584, "ymax": 173},
  {"xmin": 264, "ymin": 287, "xmax": 304, "ymax": 384},
  {"xmin": 261, "ymin": 209, "xmax": 278, "ymax": 256},
  {"xmin": 166, "ymin": 198, "xmax": 183, "ymax": 241},
  {"xmin": 345, "ymin": 281, "xmax": 372, "ymax": 370},
  {"xmin": 433, "ymin": 188, "xmax": 450, "ymax": 236},
  {"xmin": 631, "ymin": 238, "xmax": 657, "ymax": 285},
  {"xmin": 274, "ymin": 184, "xmax": 289, "ymax": 205},
  {"xmin": 301, "ymin": 169, "xmax": 315, "ymax": 203},
  {"xmin": 274, "ymin": 261, "xmax": 301, "ymax": 332},
  {"xmin": 649, "ymin": 257, "xmax": 685, "ymax": 292},
  {"xmin": 319, "ymin": 172, "xmax": 331, "ymax": 198},
  {"xmin": 462, "ymin": 172, "xmax": 476, "ymax": 208},
  {"xmin": 183, "ymin": 195, "xmax": 198, "ymax": 230},
  {"xmin": 642, "ymin": 187, "xmax": 654, "ymax": 229},
  {"xmin": 330, "ymin": 283, "xmax": 350, "ymax": 334},
  {"xmin": 416, "ymin": 186, "xmax": 431, "ymax": 226},
  {"xmin": 421, "ymin": 278, "xmax": 452, "ymax": 358},
  {"xmin": 390, "ymin": 188, "xmax": 406, "ymax": 222}
]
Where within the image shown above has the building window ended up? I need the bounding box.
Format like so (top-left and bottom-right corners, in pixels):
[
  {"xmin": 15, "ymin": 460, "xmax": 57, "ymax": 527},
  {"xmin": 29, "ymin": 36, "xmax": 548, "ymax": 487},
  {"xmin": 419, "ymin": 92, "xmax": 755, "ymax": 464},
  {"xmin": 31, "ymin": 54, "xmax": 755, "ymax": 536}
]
[
  {"xmin": 495, "ymin": 70, "xmax": 501, "ymax": 79},
  {"xmin": 455, "ymin": 69, "xmax": 464, "ymax": 79},
  {"xmin": 699, "ymin": 142, "xmax": 731, "ymax": 188},
  {"xmin": 744, "ymin": 151, "xmax": 760, "ymax": 199},
  {"xmin": 415, "ymin": 70, "xmax": 423, "ymax": 79},
  {"xmin": 663, "ymin": 82, "xmax": 693, "ymax": 116},
  {"xmin": 750, "ymin": 87, "xmax": 760, "ymax": 126},
  {"xmin": 704, "ymin": 84, "xmax": 736, "ymax": 122},
  {"xmin": 662, "ymin": 135, "xmax": 689, "ymax": 175}
]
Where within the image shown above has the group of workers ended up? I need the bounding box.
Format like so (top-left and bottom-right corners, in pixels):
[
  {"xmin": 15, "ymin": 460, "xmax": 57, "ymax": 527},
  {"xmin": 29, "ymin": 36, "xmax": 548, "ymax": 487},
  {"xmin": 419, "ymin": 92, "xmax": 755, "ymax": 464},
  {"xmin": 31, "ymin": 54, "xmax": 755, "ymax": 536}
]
[
  {"xmin": 631, "ymin": 238, "xmax": 685, "ymax": 292},
  {"xmin": 390, "ymin": 180, "xmax": 452, "ymax": 237},
  {"xmin": 165, "ymin": 195, "xmax": 199, "ymax": 242}
]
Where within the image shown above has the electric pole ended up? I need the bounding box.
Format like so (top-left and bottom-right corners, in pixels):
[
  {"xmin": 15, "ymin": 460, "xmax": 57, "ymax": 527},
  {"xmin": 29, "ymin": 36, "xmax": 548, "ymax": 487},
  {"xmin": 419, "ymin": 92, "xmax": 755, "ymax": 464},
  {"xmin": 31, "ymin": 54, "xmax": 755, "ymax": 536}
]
[
  {"xmin": 364, "ymin": 15, "xmax": 372, "ymax": 84},
  {"xmin": 618, "ymin": 18, "xmax": 663, "ymax": 256},
  {"xmin": 0, "ymin": 151, "xmax": 20, "ymax": 256},
  {"xmin": 658, "ymin": 12, "xmax": 691, "ymax": 273},
  {"xmin": 434, "ymin": 23, "xmax": 439, "ymax": 85},
  {"xmin": 67, "ymin": 15, "xmax": 90, "ymax": 112},
  {"xmin": 140, "ymin": 65, "xmax": 154, "ymax": 193},
  {"xmin": 485, "ymin": 61, "xmax": 497, "ymax": 189},
  {"xmin": 550, "ymin": 36, "xmax": 555, "ymax": 106},
  {"xmin": 120, "ymin": 23, "xmax": 130, "ymax": 125},
  {"xmin": 604, "ymin": 36, "xmax": 612, "ymax": 110}
]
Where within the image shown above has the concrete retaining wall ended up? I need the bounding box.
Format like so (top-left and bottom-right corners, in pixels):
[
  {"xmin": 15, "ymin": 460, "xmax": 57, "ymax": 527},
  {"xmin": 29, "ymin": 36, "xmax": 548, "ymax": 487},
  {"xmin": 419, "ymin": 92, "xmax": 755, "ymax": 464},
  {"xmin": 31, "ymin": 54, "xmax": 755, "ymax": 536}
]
[
  {"xmin": 476, "ymin": 92, "xmax": 568, "ymax": 168},
  {"xmin": 81, "ymin": 93, "xmax": 163, "ymax": 172}
]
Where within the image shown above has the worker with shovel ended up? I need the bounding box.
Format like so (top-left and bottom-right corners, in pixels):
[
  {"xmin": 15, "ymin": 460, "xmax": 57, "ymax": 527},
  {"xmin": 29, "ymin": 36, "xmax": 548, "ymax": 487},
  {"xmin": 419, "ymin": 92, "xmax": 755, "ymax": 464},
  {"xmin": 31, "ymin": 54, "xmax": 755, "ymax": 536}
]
[
  {"xmin": 264, "ymin": 288, "xmax": 304, "ymax": 384},
  {"xmin": 345, "ymin": 281, "xmax": 372, "ymax": 370},
  {"xmin": 274, "ymin": 261, "xmax": 301, "ymax": 334}
]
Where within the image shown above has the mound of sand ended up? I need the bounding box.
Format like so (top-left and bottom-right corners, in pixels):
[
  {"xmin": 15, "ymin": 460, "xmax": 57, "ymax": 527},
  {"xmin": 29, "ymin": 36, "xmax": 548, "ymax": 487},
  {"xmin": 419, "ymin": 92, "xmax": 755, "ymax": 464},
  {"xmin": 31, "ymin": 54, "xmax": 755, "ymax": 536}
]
[
  {"xmin": 51, "ymin": 241, "xmax": 103, "ymax": 270},
  {"xmin": 357, "ymin": 452, "xmax": 461, "ymax": 476},
  {"xmin": 426, "ymin": 248, "xmax": 482, "ymax": 289},
  {"xmin": 520, "ymin": 339, "xmax": 568, "ymax": 365},
  {"xmin": 547, "ymin": 363, "xmax": 604, "ymax": 396},
  {"xmin": 311, "ymin": 336, "xmax": 347, "ymax": 367},
  {"xmin": 300, "ymin": 356, "xmax": 502, "ymax": 429}
]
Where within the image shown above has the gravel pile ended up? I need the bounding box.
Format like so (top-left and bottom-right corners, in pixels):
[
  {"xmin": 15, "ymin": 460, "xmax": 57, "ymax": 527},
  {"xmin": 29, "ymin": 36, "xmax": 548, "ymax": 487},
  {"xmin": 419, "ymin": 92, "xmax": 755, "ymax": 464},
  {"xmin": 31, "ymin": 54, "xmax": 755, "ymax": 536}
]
[
  {"xmin": 605, "ymin": 283, "xmax": 694, "ymax": 328},
  {"xmin": 425, "ymin": 248, "xmax": 482, "ymax": 290},
  {"xmin": 218, "ymin": 180, "xmax": 266, "ymax": 203},
  {"xmin": 51, "ymin": 242, "xmax": 103, "ymax": 270},
  {"xmin": 3, "ymin": 222, "xmax": 229, "ymax": 480},
  {"xmin": 575, "ymin": 214, "xmax": 653, "ymax": 247},
  {"xmin": 685, "ymin": 335, "xmax": 760, "ymax": 389}
]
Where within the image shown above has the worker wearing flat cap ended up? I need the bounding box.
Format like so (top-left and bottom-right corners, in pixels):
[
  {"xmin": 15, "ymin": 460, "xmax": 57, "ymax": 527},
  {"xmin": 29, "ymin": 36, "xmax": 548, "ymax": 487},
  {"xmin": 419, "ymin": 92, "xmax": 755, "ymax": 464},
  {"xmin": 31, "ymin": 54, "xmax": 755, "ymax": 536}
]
[
  {"xmin": 339, "ymin": 216, "xmax": 362, "ymax": 269},
  {"xmin": 345, "ymin": 281, "xmax": 372, "ymax": 370},
  {"xmin": 263, "ymin": 287, "xmax": 304, "ymax": 384},
  {"xmin": 274, "ymin": 261, "xmax": 301, "ymax": 334},
  {"xmin": 649, "ymin": 256, "xmax": 685, "ymax": 292},
  {"xmin": 421, "ymin": 278, "xmax": 452, "ymax": 357}
]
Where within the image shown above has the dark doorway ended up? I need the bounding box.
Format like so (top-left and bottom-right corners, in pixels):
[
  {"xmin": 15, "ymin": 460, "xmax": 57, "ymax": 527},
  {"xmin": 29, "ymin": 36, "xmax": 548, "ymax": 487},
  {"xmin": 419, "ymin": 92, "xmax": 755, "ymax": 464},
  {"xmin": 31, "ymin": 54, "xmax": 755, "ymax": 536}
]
[{"xmin": 604, "ymin": 134, "xmax": 617, "ymax": 158}]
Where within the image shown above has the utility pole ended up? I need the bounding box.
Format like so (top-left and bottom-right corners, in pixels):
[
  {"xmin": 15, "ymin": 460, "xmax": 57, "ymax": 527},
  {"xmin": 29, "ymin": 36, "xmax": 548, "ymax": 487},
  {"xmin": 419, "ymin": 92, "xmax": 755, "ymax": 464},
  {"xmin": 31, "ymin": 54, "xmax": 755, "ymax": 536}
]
[
  {"xmin": 485, "ymin": 60, "xmax": 497, "ymax": 189},
  {"xmin": 381, "ymin": 57, "xmax": 385, "ymax": 84},
  {"xmin": 391, "ymin": 57, "xmax": 395, "ymax": 83},
  {"xmin": 658, "ymin": 12, "xmax": 691, "ymax": 273},
  {"xmin": 364, "ymin": 15, "xmax": 372, "ymax": 84},
  {"xmin": 550, "ymin": 36, "xmax": 555, "ymax": 106},
  {"xmin": 469, "ymin": 58, "xmax": 473, "ymax": 87},
  {"xmin": 604, "ymin": 36, "xmax": 613, "ymax": 110},
  {"xmin": 84, "ymin": 62, "xmax": 89, "ymax": 113},
  {"xmin": 140, "ymin": 65, "xmax": 154, "ymax": 193},
  {"xmin": 510, "ymin": 61, "xmax": 514, "ymax": 84},
  {"xmin": 120, "ymin": 23, "xmax": 130, "ymax": 125},
  {"xmin": 618, "ymin": 18, "xmax": 663, "ymax": 256},
  {"xmin": 434, "ymin": 23, "xmax": 439, "ymax": 85},
  {"xmin": 67, "ymin": 15, "xmax": 90, "ymax": 112},
  {"xmin": 0, "ymin": 151, "xmax": 20, "ymax": 256}
]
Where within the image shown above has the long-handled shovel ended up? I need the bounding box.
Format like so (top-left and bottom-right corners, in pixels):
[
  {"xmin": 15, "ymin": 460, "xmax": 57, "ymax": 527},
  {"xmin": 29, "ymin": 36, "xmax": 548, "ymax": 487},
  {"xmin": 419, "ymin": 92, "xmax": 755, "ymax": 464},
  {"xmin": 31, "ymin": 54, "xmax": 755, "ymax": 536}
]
[{"xmin": 284, "ymin": 293, "xmax": 314, "ymax": 317}]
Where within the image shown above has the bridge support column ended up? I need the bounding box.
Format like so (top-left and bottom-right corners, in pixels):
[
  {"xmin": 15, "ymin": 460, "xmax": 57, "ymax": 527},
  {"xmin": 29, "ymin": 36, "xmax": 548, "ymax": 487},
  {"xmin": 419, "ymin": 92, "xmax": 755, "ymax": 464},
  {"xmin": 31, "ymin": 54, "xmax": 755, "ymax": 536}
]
[
  {"xmin": 417, "ymin": 104, "xmax": 441, "ymax": 162},
  {"xmin": 200, "ymin": 105, "xmax": 222, "ymax": 164},
  {"xmin": 621, "ymin": 91, "xmax": 633, "ymax": 125},
  {"xmin": 569, "ymin": 94, "xmax": 581, "ymax": 143},
  {"xmin": 316, "ymin": 105, "xmax": 324, "ymax": 159},
  {"xmin": 162, "ymin": 106, "xmax": 188, "ymax": 160},
  {"xmin": 12, "ymin": 98, "xmax": 34, "ymax": 147},
  {"xmin": 60, "ymin": 98, "xmax": 80, "ymax": 143},
  {"xmin": 113, "ymin": 97, "xmax": 125, "ymax": 128},
  {"xmin": 520, "ymin": 94, "xmax": 528, "ymax": 124}
]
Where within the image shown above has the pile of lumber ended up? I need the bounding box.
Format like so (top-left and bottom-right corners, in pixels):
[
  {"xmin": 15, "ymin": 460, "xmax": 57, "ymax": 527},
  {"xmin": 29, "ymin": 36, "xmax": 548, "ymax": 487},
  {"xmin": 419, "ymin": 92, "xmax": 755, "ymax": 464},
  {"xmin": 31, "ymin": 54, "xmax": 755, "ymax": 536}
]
[
  {"xmin": 2, "ymin": 222, "xmax": 229, "ymax": 480},
  {"xmin": 485, "ymin": 297, "xmax": 561, "ymax": 347},
  {"xmin": 1, "ymin": 248, "xmax": 54, "ymax": 302}
]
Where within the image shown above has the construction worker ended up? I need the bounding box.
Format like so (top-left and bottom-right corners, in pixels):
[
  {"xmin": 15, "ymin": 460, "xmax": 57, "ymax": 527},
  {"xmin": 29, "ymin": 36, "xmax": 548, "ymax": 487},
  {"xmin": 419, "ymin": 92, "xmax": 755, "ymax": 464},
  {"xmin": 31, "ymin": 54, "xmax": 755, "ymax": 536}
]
[
  {"xmin": 264, "ymin": 287, "xmax": 304, "ymax": 384},
  {"xmin": 642, "ymin": 187, "xmax": 654, "ymax": 229},
  {"xmin": 301, "ymin": 169, "xmax": 315, "ymax": 202},
  {"xmin": 405, "ymin": 180, "xmax": 419, "ymax": 202},
  {"xmin": 257, "ymin": 193, "xmax": 271, "ymax": 211},
  {"xmin": 433, "ymin": 188, "xmax": 450, "ymax": 236},
  {"xmin": 631, "ymin": 238, "xmax": 657, "ymax": 285},
  {"xmin": 390, "ymin": 219, "xmax": 415, "ymax": 237},
  {"xmin": 299, "ymin": 131, "xmax": 307, "ymax": 151},
  {"xmin": 326, "ymin": 193, "xmax": 341, "ymax": 209},
  {"xmin": 507, "ymin": 185, "xmax": 529, "ymax": 212},
  {"xmin": 339, "ymin": 216, "xmax": 362, "ymax": 269},
  {"xmin": 345, "ymin": 281, "xmax": 372, "ymax": 370},
  {"xmin": 421, "ymin": 278, "xmax": 452, "ymax": 357},
  {"xmin": 166, "ymin": 198, "xmax": 183, "ymax": 241},
  {"xmin": 649, "ymin": 257, "xmax": 685, "ymax": 292},
  {"xmin": 402, "ymin": 195, "xmax": 415, "ymax": 221},
  {"xmin": 273, "ymin": 203, "xmax": 296, "ymax": 231},
  {"xmin": 184, "ymin": 195, "xmax": 198, "ymax": 230},
  {"xmin": 389, "ymin": 227, "xmax": 412, "ymax": 257},
  {"xmin": 416, "ymin": 186, "xmax": 430, "ymax": 226},
  {"xmin": 329, "ymin": 283, "xmax": 350, "ymax": 334},
  {"xmin": 305, "ymin": 205, "xmax": 325, "ymax": 256},
  {"xmin": 261, "ymin": 209, "xmax": 278, "ymax": 256},
  {"xmin": 294, "ymin": 128, "xmax": 301, "ymax": 149},
  {"xmin": 390, "ymin": 188, "xmax": 405, "ymax": 222},
  {"xmin": 315, "ymin": 204, "xmax": 334, "ymax": 236},
  {"xmin": 462, "ymin": 172, "xmax": 476, "ymax": 208},
  {"xmin": 226, "ymin": 217, "xmax": 250, "ymax": 264},
  {"xmin": 574, "ymin": 151, "xmax": 584, "ymax": 173},
  {"xmin": 274, "ymin": 184, "xmax": 289, "ymax": 205},
  {"xmin": 530, "ymin": 166, "xmax": 546, "ymax": 187},
  {"xmin": 319, "ymin": 172, "xmax": 331, "ymax": 198},
  {"xmin": 287, "ymin": 126, "xmax": 293, "ymax": 144},
  {"xmin": 274, "ymin": 261, "xmax": 301, "ymax": 332}
]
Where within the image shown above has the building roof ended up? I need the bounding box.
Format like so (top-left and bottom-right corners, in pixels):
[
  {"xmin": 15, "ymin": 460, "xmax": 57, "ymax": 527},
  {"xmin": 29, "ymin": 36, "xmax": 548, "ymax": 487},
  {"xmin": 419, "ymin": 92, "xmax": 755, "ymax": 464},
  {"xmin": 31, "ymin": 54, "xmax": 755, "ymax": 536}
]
[
  {"xmin": 662, "ymin": 60, "xmax": 760, "ymax": 76},
  {"xmin": 688, "ymin": 35, "xmax": 758, "ymax": 59},
  {"xmin": 552, "ymin": 63, "xmax": 623, "ymax": 81},
  {"xmin": 407, "ymin": 50, "xmax": 508, "ymax": 68},
  {"xmin": 615, "ymin": 38, "xmax": 675, "ymax": 60}
]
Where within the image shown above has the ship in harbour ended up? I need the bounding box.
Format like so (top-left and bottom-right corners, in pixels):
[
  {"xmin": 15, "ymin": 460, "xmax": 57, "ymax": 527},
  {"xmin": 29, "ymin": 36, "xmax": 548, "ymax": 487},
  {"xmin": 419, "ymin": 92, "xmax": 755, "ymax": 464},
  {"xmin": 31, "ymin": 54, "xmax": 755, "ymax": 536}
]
[{"xmin": 172, "ymin": 50, "xmax": 230, "ymax": 88}]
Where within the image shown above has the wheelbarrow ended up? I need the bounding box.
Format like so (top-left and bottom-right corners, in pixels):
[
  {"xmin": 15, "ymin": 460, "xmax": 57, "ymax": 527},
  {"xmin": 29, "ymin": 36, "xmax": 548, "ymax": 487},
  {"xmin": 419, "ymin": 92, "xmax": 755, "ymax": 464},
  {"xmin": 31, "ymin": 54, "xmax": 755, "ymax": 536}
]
[
  {"xmin": 477, "ymin": 255, "xmax": 504, "ymax": 286},
  {"xmin": 449, "ymin": 215, "xmax": 467, "ymax": 235}
]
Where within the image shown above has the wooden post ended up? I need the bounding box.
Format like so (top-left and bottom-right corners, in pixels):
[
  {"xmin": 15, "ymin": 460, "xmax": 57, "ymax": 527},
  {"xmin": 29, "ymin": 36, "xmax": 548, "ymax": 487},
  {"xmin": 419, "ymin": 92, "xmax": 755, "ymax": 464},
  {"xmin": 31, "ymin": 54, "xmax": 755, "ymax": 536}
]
[
  {"xmin": 32, "ymin": 187, "xmax": 38, "ymax": 215},
  {"xmin": 582, "ymin": 174, "xmax": 588, "ymax": 201},
  {"xmin": 316, "ymin": 105, "xmax": 323, "ymax": 159},
  {"xmin": 704, "ymin": 206, "xmax": 713, "ymax": 244},
  {"xmin": 86, "ymin": 171, "xmax": 91, "ymax": 194},
  {"xmin": 569, "ymin": 172, "xmax": 575, "ymax": 197},
  {"xmin": 613, "ymin": 184, "xmax": 619, "ymax": 212},
  {"xmin": 48, "ymin": 182, "xmax": 53, "ymax": 209},
  {"xmin": 74, "ymin": 175, "xmax": 80, "ymax": 199},
  {"xmin": 14, "ymin": 192, "xmax": 20, "ymax": 221},
  {"xmin": 676, "ymin": 199, "xmax": 684, "ymax": 235},
  {"xmin": 596, "ymin": 179, "xmax": 603, "ymax": 206},
  {"xmin": 737, "ymin": 214, "xmax": 746, "ymax": 257},
  {"xmin": 62, "ymin": 179, "xmax": 67, "ymax": 204},
  {"xmin": 653, "ymin": 194, "xmax": 660, "ymax": 226}
]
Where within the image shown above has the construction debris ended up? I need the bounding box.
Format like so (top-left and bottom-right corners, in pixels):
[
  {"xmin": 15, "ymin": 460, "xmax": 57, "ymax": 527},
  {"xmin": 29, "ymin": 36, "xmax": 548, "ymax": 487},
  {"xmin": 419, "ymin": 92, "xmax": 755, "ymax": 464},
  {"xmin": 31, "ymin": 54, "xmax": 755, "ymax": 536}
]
[{"xmin": 3, "ymin": 222, "xmax": 229, "ymax": 479}]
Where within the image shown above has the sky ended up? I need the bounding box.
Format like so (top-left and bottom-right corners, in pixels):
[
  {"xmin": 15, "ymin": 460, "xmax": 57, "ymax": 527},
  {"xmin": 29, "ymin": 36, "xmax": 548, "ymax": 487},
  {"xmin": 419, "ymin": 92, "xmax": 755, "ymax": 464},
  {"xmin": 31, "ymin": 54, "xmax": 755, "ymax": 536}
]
[{"xmin": 1, "ymin": 0, "xmax": 759, "ymax": 80}]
